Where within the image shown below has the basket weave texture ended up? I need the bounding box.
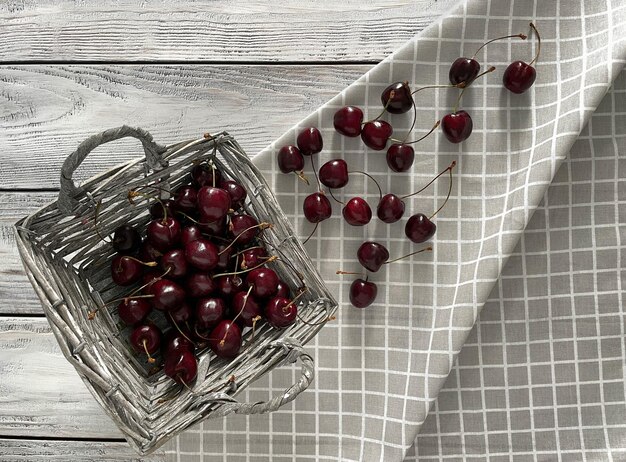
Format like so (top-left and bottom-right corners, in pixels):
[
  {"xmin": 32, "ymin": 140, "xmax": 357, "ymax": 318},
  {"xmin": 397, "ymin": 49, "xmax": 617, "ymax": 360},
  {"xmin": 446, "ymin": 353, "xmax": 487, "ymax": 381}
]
[{"xmin": 14, "ymin": 126, "xmax": 337, "ymax": 455}]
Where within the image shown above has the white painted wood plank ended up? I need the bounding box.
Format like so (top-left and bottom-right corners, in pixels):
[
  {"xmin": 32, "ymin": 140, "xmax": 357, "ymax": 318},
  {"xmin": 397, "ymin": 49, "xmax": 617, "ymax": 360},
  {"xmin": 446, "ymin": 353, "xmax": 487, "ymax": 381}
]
[
  {"xmin": 0, "ymin": 317, "xmax": 123, "ymax": 439},
  {"xmin": 0, "ymin": 439, "xmax": 163, "ymax": 462},
  {"xmin": 0, "ymin": 64, "xmax": 368, "ymax": 189},
  {"xmin": 0, "ymin": 0, "xmax": 457, "ymax": 62}
]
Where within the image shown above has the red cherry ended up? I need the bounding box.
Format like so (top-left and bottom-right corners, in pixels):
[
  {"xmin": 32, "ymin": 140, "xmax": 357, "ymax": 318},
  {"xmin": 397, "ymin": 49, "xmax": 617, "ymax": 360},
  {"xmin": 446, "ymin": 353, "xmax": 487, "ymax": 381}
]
[
  {"xmin": 163, "ymin": 330, "xmax": 194, "ymax": 355},
  {"xmin": 169, "ymin": 302, "xmax": 192, "ymax": 324},
  {"xmin": 277, "ymin": 145, "xmax": 305, "ymax": 173},
  {"xmin": 149, "ymin": 279, "xmax": 186, "ymax": 311},
  {"xmin": 184, "ymin": 238, "xmax": 219, "ymax": 271},
  {"xmin": 246, "ymin": 267, "xmax": 279, "ymax": 299},
  {"xmin": 386, "ymin": 144, "xmax": 415, "ymax": 172},
  {"xmin": 215, "ymin": 275, "xmax": 246, "ymax": 298},
  {"xmin": 377, "ymin": 194, "xmax": 405, "ymax": 223},
  {"xmin": 275, "ymin": 280, "xmax": 290, "ymax": 299},
  {"xmin": 220, "ymin": 180, "xmax": 247, "ymax": 209},
  {"xmin": 381, "ymin": 81, "xmax": 413, "ymax": 114},
  {"xmin": 441, "ymin": 110, "xmax": 473, "ymax": 144},
  {"xmin": 229, "ymin": 214, "xmax": 259, "ymax": 245},
  {"xmin": 449, "ymin": 58, "xmax": 480, "ymax": 86},
  {"xmin": 296, "ymin": 127, "xmax": 323, "ymax": 155},
  {"xmin": 333, "ymin": 106, "xmax": 364, "ymax": 137},
  {"xmin": 180, "ymin": 225, "xmax": 202, "ymax": 246},
  {"xmin": 405, "ymin": 213, "xmax": 437, "ymax": 243},
  {"xmin": 342, "ymin": 197, "xmax": 372, "ymax": 226},
  {"xmin": 173, "ymin": 185, "xmax": 198, "ymax": 214},
  {"xmin": 232, "ymin": 291, "xmax": 262, "ymax": 327},
  {"xmin": 111, "ymin": 255, "xmax": 144, "ymax": 286},
  {"xmin": 117, "ymin": 298, "xmax": 151, "ymax": 325},
  {"xmin": 361, "ymin": 120, "xmax": 393, "ymax": 151},
  {"xmin": 216, "ymin": 243, "xmax": 233, "ymax": 270},
  {"xmin": 186, "ymin": 272, "xmax": 216, "ymax": 298},
  {"xmin": 199, "ymin": 216, "xmax": 228, "ymax": 236},
  {"xmin": 265, "ymin": 297, "xmax": 297, "ymax": 328},
  {"xmin": 138, "ymin": 240, "xmax": 162, "ymax": 263},
  {"xmin": 191, "ymin": 164, "xmax": 221, "ymax": 188},
  {"xmin": 149, "ymin": 199, "xmax": 176, "ymax": 220},
  {"xmin": 161, "ymin": 249, "xmax": 188, "ymax": 279},
  {"xmin": 503, "ymin": 61, "xmax": 536, "ymax": 94},
  {"xmin": 196, "ymin": 297, "xmax": 226, "ymax": 330},
  {"xmin": 130, "ymin": 324, "xmax": 162, "ymax": 361},
  {"xmin": 357, "ymin": 241, "xmax": 389, "ymax": 272},
  {"xmin": 112, "ymin": 225, "xmax": 141, "ymax": 254},
  {"xmin": 197, "ymin": 186, "xmax": 231, "ymax": 223},
  {"xmin": 241, "ymin": 247, "xmax": 267, "ymax": 270},
  {"xmin": 319, "ymin": 159, "xmax": 349, "ymax": 189},
  {"xmin": 164, "ymin": 349, "xmax": 198, "ymax": 384},
  {"xmin": 349, "ymin": 279, "xmax": 377, "ymax": 308},
  {"xmin": 146, "ymin": 217, "xmax": 181, "ymax": 252},
  {"xmin": 209, "ymin": 320, "xmax": 242, "ymax": 359},
  {"xmin": 303, "ymin": 192, "xmax": 332, "ymax": 223}
]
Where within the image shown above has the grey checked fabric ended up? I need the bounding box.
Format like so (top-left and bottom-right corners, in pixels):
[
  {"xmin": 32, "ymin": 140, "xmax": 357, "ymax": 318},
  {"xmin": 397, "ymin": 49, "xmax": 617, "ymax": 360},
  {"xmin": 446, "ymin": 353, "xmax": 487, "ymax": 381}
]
[
  {"xmin": 164, "ymin": 0, "xmax": 626, "ymax": 460},
  {"xmin": 410, "ymin": 68, "xmax": 626, "ymax": 461}
]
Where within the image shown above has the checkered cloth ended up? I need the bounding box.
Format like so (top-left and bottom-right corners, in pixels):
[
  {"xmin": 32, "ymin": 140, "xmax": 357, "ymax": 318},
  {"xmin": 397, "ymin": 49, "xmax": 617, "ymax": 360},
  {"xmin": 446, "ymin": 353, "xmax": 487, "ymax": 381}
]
[{"xmin": 164, "ymin": 0, "xmax": 626, "ymax": 460}]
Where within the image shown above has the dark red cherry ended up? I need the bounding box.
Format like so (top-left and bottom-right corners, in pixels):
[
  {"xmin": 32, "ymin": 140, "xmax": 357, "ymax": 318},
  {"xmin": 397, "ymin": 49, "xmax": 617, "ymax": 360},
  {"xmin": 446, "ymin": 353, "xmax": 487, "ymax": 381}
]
[
  {"xmin": 303, "ymin": 192, "xmax": 332, "ymax": 223},
  {"xmin": 377, "ymin": 194, "xmax": 405, "ymax": 223},
  {"xmin": 186, "ymin": 272, "xmax": 216, "ymax": 298},
  {"xmin": 196, "ymin": 297, "xmax": 226, "ymax": 330},
  {"xmin": 181, "ymin": 226, "xmax": 202, "ymax": 246},
  {"xmin": 184, "ymin": 238, "xmax": 219, "ymax": 271},
  {"xmin": 503, "ymin": 61, "xmax": 536, "ymax": 94},
  {"xmin": 111, "ymin": 255, "xmax": 144, "ymax": 286},
  {"xmin": 216, "ymin": 275, "xmax": 246, "ymax": 298},
  {"xmin": 296, "ymin": 127, "xmax": 323, "ymax": 155},
  {"xmin": 174, "ymin": 185, "xmax": 198, "ymax": 214},
  {"xmin": 163, "ymin": 330, "xmax": 194, "ymax": 355},
  {"xmin": 381, "ymin": 81, "xmax": 413, "ymax": 114},
  {"xmin": 229, "ymin": 214, "xmax": 259, "ymax": 245},
  {"xmin": 209, "ymin": 320, "xmax": 242, "ymax": 359},
  {"xmin": 405, "ymin": 213, "xmax": 437, "ymax": 243},
  {"xmin": 191, "ymin": 164, "xmax": 221, "ymax": 188},
  {"xmin": 246, "ymin": 267, "xmax": 279, "ymax": 299},
  {"xmin": 349, "ymin": 279, "xmax": 378, "ymax": 308},
  {"xmin": 199, "ymin": 216, "xmax": 228, "ymax": 236},
  {"xmin": 386, "ymin": 144, "xmax": 415, "ymax": 172},
  {"xmin": 138, "ymin": 240, "xmax": 163, "ymax": 263},
  {"xmin": 241, "ymin": 247, "xmax": 267, "ymax": 270},
  {"xmin": 130, "ymin": 323, "xmax": 161, "ymax": 356},
  {"xmin": 161, "ymin": 249, "xmax": 188, "ymax": 279},
  {"xmin": 197, "ymin": 186, "xmax": 231, "ymax": 223},
  {"xmin": 232, "ymin": 291, "xmax": 262, "ymax": 327},
  {"xmin": 149, "ymin": 199, "xmax": 176, "ymax": 220},
  {"xmin": 342, "ymin": 197, "xmax": 372, "ymax": 226},
  {"xmin": 150, "ymin": 279, "xmax": 186, "ymax": 311},
  {"xmin": 146, "ymin": 217, "xmax": 181, "ymax": 252},
  {"xmin": 215, "ymin": 243, "xmax": 233, "ymax": 270},
  {"xmin": 361, "ymin": 120, "xmax": 393, "ymax": 151},
  {"xmin": 319, "ymin": 159, "xmax": 349, "ymax": 189},
  {"xmin": 333, "ymin": 106, "xmax": 364, "ymax": 137},
  {"xmin": 169, "ymin": 302, "xmax": 192, "ymax": 324},
  {"xmin": 220, "ymin": 180, "xmax": 247, "ymax": 209},
  {"xmin": 277, "ymin": 145, "xmax": 305, "ymax": 173},
  {"xmin": 118, "ymin": 298, "xmax": 152, "ymax": 325},
  {"xmin": 141, "ymin": 270, "xmax": 161, "ymax": 294},
  {"xmin": 275, "ymin": 280, "xmax": 290, "ymax": 299},
  {"xmin": 164, "ymin": 349, "xmax": 198, "ymax": 384},
  {"xmin": 449, "ymin": 58, "xmax": 480, "ymax": 86},
  {"xmin": 357, "ymin": 241, "xmax": 389, "ymax": 272},
  {"xmin": 265, "ymin": 297, "xmax": 297, "ymax": 328},
  {"xmin": 112, "ymin": 225, "xmax": 141, "ymax": 254},
  {"xmin": 441, "ymin": 110, "xmax": 473, "ymax": 144}
]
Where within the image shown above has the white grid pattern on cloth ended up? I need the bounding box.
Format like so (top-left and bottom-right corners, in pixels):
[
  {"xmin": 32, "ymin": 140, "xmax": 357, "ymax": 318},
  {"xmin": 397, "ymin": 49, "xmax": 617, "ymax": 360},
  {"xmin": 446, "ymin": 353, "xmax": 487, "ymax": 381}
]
[
  {"xmin": 410, "ymin": 67, "xmax": 626, "ymax": 462},
  {"xmin": 163, "ymin": 0, "xmax": 626, "ymax": 460}
]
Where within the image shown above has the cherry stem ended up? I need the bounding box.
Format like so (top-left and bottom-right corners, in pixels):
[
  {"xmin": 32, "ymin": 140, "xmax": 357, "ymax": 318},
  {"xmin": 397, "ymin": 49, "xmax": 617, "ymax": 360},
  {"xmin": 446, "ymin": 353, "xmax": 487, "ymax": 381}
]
[
  {"xmin": 124, "ymin": 256, "xmax": 158, "ymax": 267},
  {"xmin": 429, "ymin": 162, "xmax": 455, "ymax": 221},
  {"xmin": 310, "ymin": 155, "xmax": 321, "ymax": 191},
  {"xmin": 336, "ymin": 270, "xmax": 360, "ymax": 275},
  {"xmin": 176, "ymin": 211, "xmax": 224, "ymax": 227},
  {"xmin": 402, "ymin": 98, "xmax": 418, "ymax": 144},
  {"xmin": 401, "ymin": 161, "xmax": 457, "ymax": 200},
  {"xmin": 211, "ymin": 161, "xmax": 217, "ymax": 187},
  {"xmin": 528, "ymin": 22, "xmax": 541, "ymax": 66},
  {"xmin": 452, "ymin": 66, "xmax": 496, "ymax": 112},
  {"xmin": 471, "ymin": 33, "xmax": 527, "ymax": 59},
  {"xmin": 217, "ymin": 222, "xmax": 273, "ymax": 255},
  {"xmin": 349, "ymin": 171, "xmax": 383, "ymax": 201},
  {"xmin": 93, "ymin": 200, "xmax": 112, "ymax": 245},
  {"xmin": 212, "ymin": 255, "xmax": 278, "ymax": 278},
  {"xmin": 230, "ymin": 285, "xmax": 254, "ymax": 327},
  {"xmin": 302, "ymin": 222, "xmax": 319, "ymax": 246},
  {"xmin": 194, "ymin": 326, "xmax": 212, "ymax": 341},
  {"xmin": 384, "ymin": 246, "xmax": 433, "ymax": 265},
  {"xmin": 143, "ymin": 339, "xmax": 156, "ymax": 364},
  {"xmin": 295, "ymin": 170, "xmax": 310, "ymax": 186},
  {"xmin": 391, "ymin": 120, "xmax": 441, "ymax": 146},
  {"xmin": 284, "ymin": 287, "xmax": 308, "ymax": 310},
  {"xmin": 364, "ymin": 90, "xmax": 395, "ymax": 124},
  {"xmin": 168, "ymin": 314, "xmax": 196, "ymax": 345},
  {"xmin": 178, "ymin": 375, "xmax": 196, "ymax": 394},
  {"xmin": 328, "ymin": 188, "xmax": 344, "ymax": 205},
  {"xmin": 128, "ymin": 189, "xmax": 169, "ymax": 222},
  {"xmin": 410, "ymin": 84, "xmax": 460, "ymax": 95},
  {"xmin": 130, "ymin": 267, "xmax": 171, "ymax": 297}
]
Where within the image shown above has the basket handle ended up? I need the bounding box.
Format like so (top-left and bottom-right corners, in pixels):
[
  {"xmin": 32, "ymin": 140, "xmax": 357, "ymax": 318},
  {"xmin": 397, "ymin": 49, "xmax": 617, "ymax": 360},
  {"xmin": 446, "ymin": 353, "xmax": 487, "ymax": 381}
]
[
  {"xmin": 203, "ymin": 338, "xmax": 314, "ymax": 418},
  {"xmin": 58, "ymin": 125, "xmax": 167, "ymax": 214}
]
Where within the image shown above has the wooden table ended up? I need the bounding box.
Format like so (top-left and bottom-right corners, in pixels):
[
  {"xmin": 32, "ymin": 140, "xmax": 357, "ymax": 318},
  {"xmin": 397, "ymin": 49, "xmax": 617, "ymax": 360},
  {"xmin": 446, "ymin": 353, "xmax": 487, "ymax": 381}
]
[{"xmin": 0, "ymin": 1, "xmax": 457, "ymax": 460}]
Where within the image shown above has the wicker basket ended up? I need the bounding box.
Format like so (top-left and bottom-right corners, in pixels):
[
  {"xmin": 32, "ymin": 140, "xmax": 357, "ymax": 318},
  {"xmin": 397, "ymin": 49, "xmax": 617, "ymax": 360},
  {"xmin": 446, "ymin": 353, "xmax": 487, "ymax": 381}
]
[{"xmin": 14, "ymin": 126, "xmax": 337, "ymax": 455}]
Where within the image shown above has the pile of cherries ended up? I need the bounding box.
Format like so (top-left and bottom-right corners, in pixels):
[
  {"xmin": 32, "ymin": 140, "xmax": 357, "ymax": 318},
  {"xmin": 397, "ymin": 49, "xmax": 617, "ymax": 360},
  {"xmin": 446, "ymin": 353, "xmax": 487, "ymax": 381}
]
[
  {"xmin": 98, "ymin": 162, "xmax": 305, "ymax": 388},
  {"xmin": 277, "ymin": 24, "xmax": 540, "ymax": 309}
]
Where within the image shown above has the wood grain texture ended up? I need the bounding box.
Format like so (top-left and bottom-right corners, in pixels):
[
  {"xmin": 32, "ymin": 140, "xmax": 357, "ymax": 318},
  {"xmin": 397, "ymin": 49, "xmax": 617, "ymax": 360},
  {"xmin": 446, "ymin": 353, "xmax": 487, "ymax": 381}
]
[
  {"xmin": 0, "ymin": 317, "xmax": 122, "ymax": 439},
  {"xmin": 0, "ymin": 64, "xmax": 368, "ymax": 189},
  {"xmin": 0, "ymin": 0, "xmax": 457, "ymax": 62},
  {"xmin": 0, "ymin": 439, "xmax": 163, "ymax": 461}
]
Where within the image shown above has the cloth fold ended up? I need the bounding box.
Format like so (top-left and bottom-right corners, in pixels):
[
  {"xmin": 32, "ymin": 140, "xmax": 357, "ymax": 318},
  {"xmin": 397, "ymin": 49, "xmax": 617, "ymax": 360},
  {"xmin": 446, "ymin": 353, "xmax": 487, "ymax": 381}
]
[{"xmin": 166, "ymin": 0, "xmax": 626, "ymax": 460}]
